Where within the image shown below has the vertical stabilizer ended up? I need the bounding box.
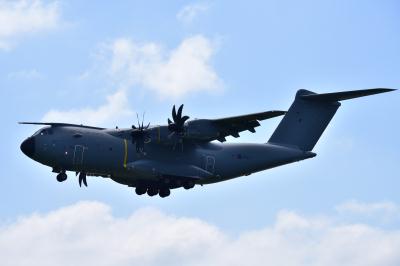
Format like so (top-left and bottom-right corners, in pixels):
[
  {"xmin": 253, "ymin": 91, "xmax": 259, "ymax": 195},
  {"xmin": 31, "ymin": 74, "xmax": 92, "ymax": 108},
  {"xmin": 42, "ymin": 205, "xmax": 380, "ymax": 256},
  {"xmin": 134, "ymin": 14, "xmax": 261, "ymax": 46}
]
[{"xmin": 268, "ymin": 88, "xmax": 395, "ymax": 151}]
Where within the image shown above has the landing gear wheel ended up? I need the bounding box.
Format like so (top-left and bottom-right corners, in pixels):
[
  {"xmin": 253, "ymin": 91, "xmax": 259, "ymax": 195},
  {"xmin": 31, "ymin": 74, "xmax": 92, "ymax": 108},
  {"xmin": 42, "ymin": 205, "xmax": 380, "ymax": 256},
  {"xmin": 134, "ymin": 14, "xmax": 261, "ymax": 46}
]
[
  {"xmin": 159, "ymin": 188, "xmax": 170, "ymax": 198},
  {"xmin": 56, "ymin": 172, "xmax": 67, "ymax": 182},
  {"xmin": 183, "ymin": 181, "xmax": 195, "ymax": 190},
  {"xmin": 147, "ymin": 188, "xmax": 158, "ymax": 197},
  {"xmin": 135, "ymin": 187, "xmax": 147, "ymax": 195}
]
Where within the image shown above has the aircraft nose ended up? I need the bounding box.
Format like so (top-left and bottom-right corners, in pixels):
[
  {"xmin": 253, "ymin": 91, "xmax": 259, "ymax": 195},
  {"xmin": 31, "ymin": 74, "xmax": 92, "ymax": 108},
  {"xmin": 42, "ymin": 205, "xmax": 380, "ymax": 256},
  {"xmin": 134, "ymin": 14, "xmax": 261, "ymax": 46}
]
[{"xmin": 20, "ymin": 137, "xmax": 35, "ymax": 158}]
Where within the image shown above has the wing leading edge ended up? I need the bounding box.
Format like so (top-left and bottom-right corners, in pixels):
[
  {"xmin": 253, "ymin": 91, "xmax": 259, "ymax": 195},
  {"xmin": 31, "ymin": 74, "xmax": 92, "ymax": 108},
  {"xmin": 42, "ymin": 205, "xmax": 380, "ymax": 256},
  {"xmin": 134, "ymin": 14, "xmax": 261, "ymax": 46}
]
[
  {"xmin": 18, "ymin": 122, "xmax": 105, "ymax": 130},
  {"xmin": 186, "ymin": 110, "xmax": 286, "ymax": 142}
]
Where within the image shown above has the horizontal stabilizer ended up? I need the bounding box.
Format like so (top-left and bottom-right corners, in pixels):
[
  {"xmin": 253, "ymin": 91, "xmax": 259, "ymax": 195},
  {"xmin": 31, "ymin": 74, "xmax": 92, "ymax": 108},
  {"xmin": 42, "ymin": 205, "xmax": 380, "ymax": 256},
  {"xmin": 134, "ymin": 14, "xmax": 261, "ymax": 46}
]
[{"xmin": 301, "ymin": 88, "xmax": 396, "ymax": 102}]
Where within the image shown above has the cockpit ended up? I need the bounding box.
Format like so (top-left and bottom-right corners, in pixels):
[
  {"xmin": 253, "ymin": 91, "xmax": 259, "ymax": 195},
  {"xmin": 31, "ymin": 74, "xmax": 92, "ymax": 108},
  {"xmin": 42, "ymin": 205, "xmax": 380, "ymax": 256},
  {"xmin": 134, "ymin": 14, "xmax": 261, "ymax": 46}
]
[{"xmin": 33, "ymin": 127, "xmax": 54, "ymax": 136}]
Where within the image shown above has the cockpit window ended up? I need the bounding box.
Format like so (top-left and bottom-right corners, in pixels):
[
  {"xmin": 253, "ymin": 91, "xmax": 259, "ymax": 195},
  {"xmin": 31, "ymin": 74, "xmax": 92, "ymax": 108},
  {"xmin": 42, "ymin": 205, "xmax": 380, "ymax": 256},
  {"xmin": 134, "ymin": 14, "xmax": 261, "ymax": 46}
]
[
  {"xmin": 32, "ymin": 129, "xmax": 42, "ymax": 136},
  {"xmin": 33, "ymin": 128, "xmax": 53, "ymax": 136}
]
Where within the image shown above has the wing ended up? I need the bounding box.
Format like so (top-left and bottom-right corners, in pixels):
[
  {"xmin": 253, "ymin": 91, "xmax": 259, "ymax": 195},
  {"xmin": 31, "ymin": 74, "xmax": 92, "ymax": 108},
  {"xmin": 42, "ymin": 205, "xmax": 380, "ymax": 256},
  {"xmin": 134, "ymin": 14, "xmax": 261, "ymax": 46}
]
[
  {"xmin": 19, "ymin": 122, "xmax": 105, "ymax": 130},
  {"xmin": 186, "ymin": 110, "xmax": 285, "ymax": 142}
]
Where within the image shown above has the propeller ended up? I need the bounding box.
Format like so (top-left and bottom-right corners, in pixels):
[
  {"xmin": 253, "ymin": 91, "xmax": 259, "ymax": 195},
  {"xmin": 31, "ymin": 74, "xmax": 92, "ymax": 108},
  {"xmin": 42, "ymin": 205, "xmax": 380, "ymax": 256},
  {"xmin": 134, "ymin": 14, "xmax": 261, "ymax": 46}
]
[
  {"xmin": 167, "ymin": 104, "xmax": 189, "ymax": 150},
  {"xmin": 76, "ymin": 172, "xmax": 87, "ymax": 187},
  {"xmin": 168, "ymin": 104, "xmax": 189, "ymax": 136},
  {"xmin": 131, "ymin": 113, "xmax": 150, "ymax": 153}
]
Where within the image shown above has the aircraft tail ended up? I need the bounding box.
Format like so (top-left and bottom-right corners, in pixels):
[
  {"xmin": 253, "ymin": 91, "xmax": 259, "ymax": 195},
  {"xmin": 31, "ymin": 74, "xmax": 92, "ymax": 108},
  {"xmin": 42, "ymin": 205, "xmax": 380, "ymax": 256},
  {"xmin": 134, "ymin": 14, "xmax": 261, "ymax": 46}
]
[{"xmin": 268, "ymin": 88, "xmax": 395, "ymax": 151}]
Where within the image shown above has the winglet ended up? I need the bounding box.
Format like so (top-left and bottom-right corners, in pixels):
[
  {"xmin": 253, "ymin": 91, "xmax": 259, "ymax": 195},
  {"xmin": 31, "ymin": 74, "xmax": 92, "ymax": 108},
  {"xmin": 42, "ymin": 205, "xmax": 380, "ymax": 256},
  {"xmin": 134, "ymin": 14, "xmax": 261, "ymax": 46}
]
[{"xmin": 300, "ymin": 88, "xmax": 396, "ymax": 102}]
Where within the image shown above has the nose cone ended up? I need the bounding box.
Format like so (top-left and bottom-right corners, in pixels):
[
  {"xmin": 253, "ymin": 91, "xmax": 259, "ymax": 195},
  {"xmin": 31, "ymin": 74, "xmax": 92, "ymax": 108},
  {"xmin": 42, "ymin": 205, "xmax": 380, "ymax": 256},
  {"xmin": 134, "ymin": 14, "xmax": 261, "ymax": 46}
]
[{"xmin": 21, "ymin": 137, "xmax": 35, "ymax": 158}]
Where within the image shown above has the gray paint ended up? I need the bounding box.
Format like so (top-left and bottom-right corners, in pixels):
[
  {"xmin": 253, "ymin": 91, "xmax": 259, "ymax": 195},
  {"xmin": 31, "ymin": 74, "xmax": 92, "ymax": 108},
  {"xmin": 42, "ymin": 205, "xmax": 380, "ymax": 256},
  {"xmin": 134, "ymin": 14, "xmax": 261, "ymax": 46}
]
[{"xmin": 20, "ymin": 88, "xmax": 395, "ymax": 197}]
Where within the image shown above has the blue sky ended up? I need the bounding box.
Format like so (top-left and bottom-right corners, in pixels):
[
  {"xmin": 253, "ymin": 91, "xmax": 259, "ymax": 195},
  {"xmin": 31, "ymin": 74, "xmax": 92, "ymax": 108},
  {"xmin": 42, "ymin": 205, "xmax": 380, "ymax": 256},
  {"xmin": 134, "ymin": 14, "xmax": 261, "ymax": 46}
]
[{"xmin": 1, "ymin": 0, "xmax": 399, "ymax": 265}]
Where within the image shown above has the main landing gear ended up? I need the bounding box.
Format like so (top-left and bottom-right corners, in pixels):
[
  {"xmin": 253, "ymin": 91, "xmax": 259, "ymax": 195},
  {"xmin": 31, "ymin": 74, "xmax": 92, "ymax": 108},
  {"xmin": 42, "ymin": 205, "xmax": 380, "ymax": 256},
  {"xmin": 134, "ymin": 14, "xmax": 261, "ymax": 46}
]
[
  {"xmin": 159, "ymin": 188, "xmax": 170, "ymax": 198},
  {"xmin": 135, "ymin": 180, "xmax": 195, "ymax": 198},
  {"xmin": 135, "ymin": 187, "xmax": 147, "ymax": 195},
  {"xmin": 147, "ymin": 188, "xmax": 159, "ymax": 197},
  {"xmin": 183, "ymin": 181, "xmax": 195, "ymax": 190},
  {"xmin": 135, "ymin": 187, "xmax": 171, "ymax": 198}
]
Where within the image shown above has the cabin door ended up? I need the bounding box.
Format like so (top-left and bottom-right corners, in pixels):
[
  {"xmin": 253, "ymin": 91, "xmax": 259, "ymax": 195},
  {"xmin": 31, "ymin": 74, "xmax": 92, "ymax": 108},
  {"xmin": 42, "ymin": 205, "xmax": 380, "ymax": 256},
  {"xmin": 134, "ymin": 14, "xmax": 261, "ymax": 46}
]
[
  {"xmin": 204, "ymin": 155, "xmax": 215, "ymax": 173},
  {"xmin": 73, "ymin": 145, "xmax": 85, "ymax": 167}
]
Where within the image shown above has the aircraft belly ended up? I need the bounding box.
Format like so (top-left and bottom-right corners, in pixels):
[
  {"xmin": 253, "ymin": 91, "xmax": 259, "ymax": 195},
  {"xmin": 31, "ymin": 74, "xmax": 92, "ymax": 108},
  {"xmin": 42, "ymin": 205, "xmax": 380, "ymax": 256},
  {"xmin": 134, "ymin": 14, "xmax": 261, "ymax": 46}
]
[{"xmin": 203, "ymin": 143, "xmax": 315, "ymax": 183}]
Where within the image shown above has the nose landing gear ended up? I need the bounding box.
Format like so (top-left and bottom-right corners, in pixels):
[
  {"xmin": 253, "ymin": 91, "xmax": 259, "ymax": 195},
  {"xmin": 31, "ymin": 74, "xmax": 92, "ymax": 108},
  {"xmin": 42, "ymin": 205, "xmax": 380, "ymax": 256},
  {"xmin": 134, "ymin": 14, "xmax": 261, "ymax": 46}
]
[
  {"xmin": 56, "ymin": 171, "xmax": 67, "ymax": 182},
  {"xmin": 55, "ymin": 170, "xmax": 88, "ymax": 187}
]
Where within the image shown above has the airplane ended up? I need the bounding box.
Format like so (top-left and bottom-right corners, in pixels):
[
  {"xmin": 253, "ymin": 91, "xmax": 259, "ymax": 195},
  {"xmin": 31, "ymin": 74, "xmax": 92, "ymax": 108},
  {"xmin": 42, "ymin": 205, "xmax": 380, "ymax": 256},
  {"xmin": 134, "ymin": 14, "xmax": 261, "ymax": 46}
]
[{"xmin": 20, "ymin": 88, "xmax": 395, "ymax": 198}]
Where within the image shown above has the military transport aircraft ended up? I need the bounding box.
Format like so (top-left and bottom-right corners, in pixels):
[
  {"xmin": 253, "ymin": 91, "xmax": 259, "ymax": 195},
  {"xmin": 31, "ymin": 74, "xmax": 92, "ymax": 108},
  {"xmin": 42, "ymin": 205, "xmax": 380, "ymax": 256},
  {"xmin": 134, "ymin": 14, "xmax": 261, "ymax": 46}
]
[{"xmin": 20, "ymin": 88, "xmax": 395, "ymax": 198}]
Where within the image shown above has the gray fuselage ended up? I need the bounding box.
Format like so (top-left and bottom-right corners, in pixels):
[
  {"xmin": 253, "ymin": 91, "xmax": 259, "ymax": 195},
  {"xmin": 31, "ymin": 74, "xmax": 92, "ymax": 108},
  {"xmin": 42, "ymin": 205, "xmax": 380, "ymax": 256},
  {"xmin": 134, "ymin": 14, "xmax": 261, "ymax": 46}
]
[{"xmin": 22, "ymin": 125, "xmax": 315, "ymax": 189}]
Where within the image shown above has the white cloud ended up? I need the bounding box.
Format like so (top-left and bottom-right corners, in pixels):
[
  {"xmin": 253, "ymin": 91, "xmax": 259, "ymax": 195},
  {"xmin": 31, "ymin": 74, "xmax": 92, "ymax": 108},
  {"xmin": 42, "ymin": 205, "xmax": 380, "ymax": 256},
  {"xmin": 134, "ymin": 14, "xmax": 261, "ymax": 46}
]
[
  {"xmin": 177, "ymin": 2, "xmax": 209, "ymax": 24},
  {"xmin": 108, "ymin": 35, "xmax": 223, "ymax": 99},
  {"xmin": 1, "ymin": 201, "xmax": 400, "ymax": 266},
  {"xmin": 335, "ymin": 200, "xmax": 400, "ymax": 223},
  {"xmin": 42, "ymin": 35, "xmax": 222, "ymax": 125},
  {"xmin": 41, "ymin": 90, "xmax": 133, "ymax": 126},
  {"xmin": 7, "ymin": 69, "xmax": 43, "ymax": 79},
  {"xmin": 0, "ymin": 0, "xmax": 62, "ymax": 50}
]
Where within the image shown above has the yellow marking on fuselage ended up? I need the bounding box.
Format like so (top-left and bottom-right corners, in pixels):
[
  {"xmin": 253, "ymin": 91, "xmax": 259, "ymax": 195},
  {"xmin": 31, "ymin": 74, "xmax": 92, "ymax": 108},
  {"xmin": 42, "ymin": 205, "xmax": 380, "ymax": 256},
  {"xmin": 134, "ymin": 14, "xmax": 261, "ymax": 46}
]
[{"xmin": 123, "ymin": 139, "xmax": 128, "ymax": 168}]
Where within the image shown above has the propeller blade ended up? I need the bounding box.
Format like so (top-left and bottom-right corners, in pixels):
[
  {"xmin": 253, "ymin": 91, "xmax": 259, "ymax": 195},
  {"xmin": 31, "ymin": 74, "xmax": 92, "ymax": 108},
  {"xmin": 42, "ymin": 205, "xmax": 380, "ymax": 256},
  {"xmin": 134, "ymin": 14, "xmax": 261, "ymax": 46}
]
[
  {"xmin": 181, "ymin": 115, "xmax": 189, "ymax": 123},
  {"xmin": 136, "ymin": 113, "xmax": 140, "ymax": 129},
  {"xmin": 82, "ymin": 174, "xmax": 87, "ymax": 187},
  {"xmin": 131, "ymin": 111, "xmax": 151, "ymax": 153},
  {"xmin": 177, "ymin": 104, "xmax": 184, "ymax": 119},
  {"xmin": 172, "ymin": 105, "xmax": 177, "ymax": 122},
  {"xmin": 79, "ymin": 172, "xmax": 87, "ymax": 187},
  {"xmin": 168, "ymin": 131, "xmax": 176, "ymax": 139}
]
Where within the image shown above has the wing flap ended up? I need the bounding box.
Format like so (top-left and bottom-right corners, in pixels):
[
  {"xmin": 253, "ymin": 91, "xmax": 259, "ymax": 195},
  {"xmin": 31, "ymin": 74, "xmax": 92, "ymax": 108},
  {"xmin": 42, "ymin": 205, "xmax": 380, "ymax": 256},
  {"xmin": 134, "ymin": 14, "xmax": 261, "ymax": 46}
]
[
  {"xmin": 210, "ymin": 110, "xmax": 285, "ymax": 141},
  {"xmin": 212, "ymin": 110, "xmax": 286, "ymax": 124}
]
